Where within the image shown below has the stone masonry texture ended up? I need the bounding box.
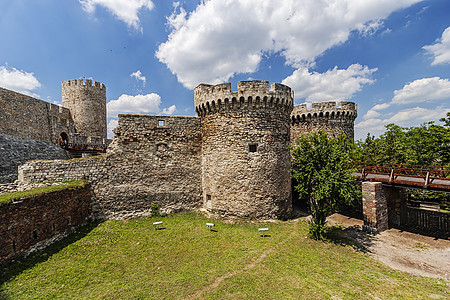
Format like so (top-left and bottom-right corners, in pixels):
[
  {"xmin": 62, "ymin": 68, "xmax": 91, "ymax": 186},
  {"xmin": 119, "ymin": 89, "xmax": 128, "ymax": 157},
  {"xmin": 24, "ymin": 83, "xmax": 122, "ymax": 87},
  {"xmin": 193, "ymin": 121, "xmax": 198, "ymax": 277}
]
[
  {"xmin": 290, "ymin": 101, "xmax": 357, "ymax": 143},
  {"xmin": 0, "ymin": 185, "xmax": 92, "ymax": 264},
  {"xmin": 9, "ymin": 79, "xmax": 356, "ymax": 221},
  {"xmin": 62, "ymin": 79, "xmax": 107, "ymax": 140},
  {"xmin": 0, "ymin": 133, "xmax": 68, "ymax": 183},
  {"xmin": 195, "ymin": 81, "xmax": 293, "ymax": 219},
  {"xmin": 19, "ymin": 115, "xmax": 203, "ymax": 219},
  {"xmin": 0, "ymin": 87, "xmax": 75, "ymax": 144},
  {"xmin": 362, "ymin": 182, "xmax": 388, "ymax": 232},
  {"xmin": 0, "ymin": 79, "xmax": 107, "ymax": 181}
]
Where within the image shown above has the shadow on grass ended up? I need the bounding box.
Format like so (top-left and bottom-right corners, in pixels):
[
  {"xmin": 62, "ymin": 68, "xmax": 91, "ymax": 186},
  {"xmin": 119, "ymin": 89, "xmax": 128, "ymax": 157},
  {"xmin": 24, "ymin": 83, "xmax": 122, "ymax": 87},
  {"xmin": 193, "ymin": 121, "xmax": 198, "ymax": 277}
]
[
  {"xmin": 0, "ymin": 221, "xmax": 102, "ymax": 289},
  {"xmin": 322, "ymin": 225, "xmax": 377, "ymax": 253}
]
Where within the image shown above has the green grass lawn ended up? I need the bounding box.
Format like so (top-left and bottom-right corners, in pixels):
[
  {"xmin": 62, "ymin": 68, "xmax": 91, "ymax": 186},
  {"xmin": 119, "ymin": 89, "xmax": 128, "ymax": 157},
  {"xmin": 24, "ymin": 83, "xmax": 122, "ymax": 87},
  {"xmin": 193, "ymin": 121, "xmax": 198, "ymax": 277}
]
[
  {"xmin": 1, "ymin": 212, "xmax": 448, "ymax": 299},
  {"xmin": 0, "ymin": 180, "xmax": 86, "ymax": 205}
]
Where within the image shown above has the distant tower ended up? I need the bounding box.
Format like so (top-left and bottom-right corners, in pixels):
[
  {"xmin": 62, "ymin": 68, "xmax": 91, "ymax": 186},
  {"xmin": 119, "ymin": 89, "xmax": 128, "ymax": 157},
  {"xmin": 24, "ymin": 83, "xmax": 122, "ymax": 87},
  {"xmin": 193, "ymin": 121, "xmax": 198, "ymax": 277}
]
[
  {"xmin": 62, "ymin": 79, "xmax": 107, "ymax": 139},
  {"xmin": 290, "ymin": 101, "xmax": 357, "ymax": 143},
  {"xmin": 195, "ymin": 81, "xmax": 294, "ymax": 219}
]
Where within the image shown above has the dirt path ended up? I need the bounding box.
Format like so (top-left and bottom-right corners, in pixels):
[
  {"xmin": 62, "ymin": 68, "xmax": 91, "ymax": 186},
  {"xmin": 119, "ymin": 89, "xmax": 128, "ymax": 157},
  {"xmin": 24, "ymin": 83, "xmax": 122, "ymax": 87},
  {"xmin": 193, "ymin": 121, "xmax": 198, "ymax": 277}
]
[{"xmin": 328, "ymin": 213, "xmax": 450, "ymax": 282}]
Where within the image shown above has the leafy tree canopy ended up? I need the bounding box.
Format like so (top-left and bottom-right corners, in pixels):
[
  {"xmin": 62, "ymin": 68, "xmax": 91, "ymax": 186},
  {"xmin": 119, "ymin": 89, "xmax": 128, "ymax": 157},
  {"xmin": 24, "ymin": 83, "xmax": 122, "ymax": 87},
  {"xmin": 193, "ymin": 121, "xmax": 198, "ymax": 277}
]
[
  {"xmin": 291, "ymin": 131, "xmax": 360, "ymax": 239},
  {"xmin": 354, "ymin": 112, "xmax": 450, "ymax": 166}
]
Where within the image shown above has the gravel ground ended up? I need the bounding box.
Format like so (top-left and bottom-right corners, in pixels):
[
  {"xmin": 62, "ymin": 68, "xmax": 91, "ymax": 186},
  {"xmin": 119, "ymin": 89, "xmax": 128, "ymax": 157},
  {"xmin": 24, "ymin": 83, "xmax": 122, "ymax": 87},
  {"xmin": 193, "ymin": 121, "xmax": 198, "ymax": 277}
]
[{"xmin": 327, "ymin": 213, "xmax": 450, "ymax": 282}]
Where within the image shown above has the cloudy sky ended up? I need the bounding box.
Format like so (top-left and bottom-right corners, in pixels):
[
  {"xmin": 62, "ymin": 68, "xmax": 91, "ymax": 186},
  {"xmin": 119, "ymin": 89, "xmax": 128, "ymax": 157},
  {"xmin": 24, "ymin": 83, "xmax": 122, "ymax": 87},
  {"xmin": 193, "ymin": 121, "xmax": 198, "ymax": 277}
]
[{"xmin": 0, "ymin": 0, "xmax": 449, "ymax": 140}]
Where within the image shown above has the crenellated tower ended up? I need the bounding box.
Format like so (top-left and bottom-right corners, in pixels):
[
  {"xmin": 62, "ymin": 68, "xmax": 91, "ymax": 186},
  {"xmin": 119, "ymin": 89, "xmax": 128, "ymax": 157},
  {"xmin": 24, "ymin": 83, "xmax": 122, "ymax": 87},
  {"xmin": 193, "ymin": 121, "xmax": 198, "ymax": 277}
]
[
  {"xmin": 290, "ymin": 101, "xmax": 357, "ymax": 143},
  {"xmin": 195, "ymin": 80, "xmax": 294, "ymax": 219},
  {"xmin": 62, "ymin": 79, "xmax": 107, "ymax": 140}
]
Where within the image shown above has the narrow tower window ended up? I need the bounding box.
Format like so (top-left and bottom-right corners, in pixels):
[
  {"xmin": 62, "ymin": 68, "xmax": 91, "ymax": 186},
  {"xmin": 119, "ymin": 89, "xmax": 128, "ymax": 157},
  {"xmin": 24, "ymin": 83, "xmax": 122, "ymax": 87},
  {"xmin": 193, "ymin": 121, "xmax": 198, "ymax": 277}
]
[
  {"xmin": 249, "ymin": 144, "xmax": 258, "ymax": 153},
  {"xmin": 158, "ymin": 120, "xmax": 165, "ymax": 127}
]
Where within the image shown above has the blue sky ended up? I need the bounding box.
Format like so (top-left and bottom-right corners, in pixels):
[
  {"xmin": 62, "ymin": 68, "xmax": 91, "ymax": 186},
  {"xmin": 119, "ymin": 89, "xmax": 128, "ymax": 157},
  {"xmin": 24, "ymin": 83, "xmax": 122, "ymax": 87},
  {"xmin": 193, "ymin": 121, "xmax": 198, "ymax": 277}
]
[{"xmin": 0, "ymin": 0, "xmax": 449, "ymax": 140}]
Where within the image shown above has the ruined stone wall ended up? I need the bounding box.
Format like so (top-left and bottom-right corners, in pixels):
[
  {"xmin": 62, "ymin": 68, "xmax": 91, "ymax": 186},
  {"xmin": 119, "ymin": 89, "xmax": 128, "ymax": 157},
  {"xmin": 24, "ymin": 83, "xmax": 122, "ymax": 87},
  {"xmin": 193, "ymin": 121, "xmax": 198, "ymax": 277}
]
[
  {"xmin": 62, "ymin": 79, "xmax": 107, "ymax": 139},
  {"xmin": 99, "ymin": 114, "xmax": 202, "ymax": 218},
  {"xmin": 0, "ymin": 87, "xmax": 76, "ymax": 144},
  {"xmin": 0, "ymin": 185, "xmax": 92, "ymax": 264},
  {"xmin": 18, "ymin": 156, "xmax": 106, "ymax": 183},
  {"xmin": 0, "ymin": 133, "xmax": 68, "ymax": 183},
  {"xmin": 290, "ymin": 101, "xmax": 357, "ymax": 143},
  {"xmin": 18, "ymin": 115, "xmax": 203, "ymax": 219},
  {"xmin": 195, "ymin": 81, "xmax": 293, "ymax": 219}
]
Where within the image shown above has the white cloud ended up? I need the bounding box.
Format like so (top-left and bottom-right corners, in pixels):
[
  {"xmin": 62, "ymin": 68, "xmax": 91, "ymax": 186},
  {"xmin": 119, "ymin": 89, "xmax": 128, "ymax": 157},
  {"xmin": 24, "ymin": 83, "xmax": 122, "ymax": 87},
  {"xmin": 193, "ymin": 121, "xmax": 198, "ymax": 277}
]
[
  {"xmin": 282, "ymin": 64, "xmax": 377, "ymax": 102},
  {"xmin": 391, "ymin": 77, "xmax": 450, "ymax": 104},
  {"xmin": 372, "ymin": 103, "xmax": 391, "ymax": 111},
  {"xmin": 356, "ymin": 106, "xmax": 449, "ymax": 133},
  {"xmin": 107, "ymin": 93, "xmax": 176, "ymax": 118},
  {"xmin": 130, "ymin": 70, "xmax": 146, "ymax": 86},
  {"xmin": 362, "ymin": 102, "xmax": 391, "ymax": 120},
  {"xmin": 0, "ymin": 66, "xmax": 41, "ymax": 97},
  {"xmin": 107, "ymin": 118, "xmax": 118, "ymax": 137},
  {"xmin": 363, "ymin": 110, "xmax": 381, "ymax": 120},
  {"xmin": 423, "ymin": 26, "xmax": 450, "ymax": 65},
  {"xmin": 161, "ymin": 105, "xmax": 176, "ymax": 115},
  {"xmin": 156, "ymin": 0, "xmax": 422, "ymax": 89},
  {"xmin": 79, "ymin": 0, "xmax": 154, "ymax": 30}
]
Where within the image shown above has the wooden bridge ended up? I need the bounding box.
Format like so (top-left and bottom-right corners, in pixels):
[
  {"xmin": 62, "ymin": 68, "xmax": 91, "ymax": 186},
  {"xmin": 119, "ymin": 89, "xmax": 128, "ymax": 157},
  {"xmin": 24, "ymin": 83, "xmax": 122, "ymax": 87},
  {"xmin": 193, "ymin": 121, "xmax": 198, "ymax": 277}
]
[{"xmin": 352, "ymin": 163, "xmax": 450, "ymax": 192}]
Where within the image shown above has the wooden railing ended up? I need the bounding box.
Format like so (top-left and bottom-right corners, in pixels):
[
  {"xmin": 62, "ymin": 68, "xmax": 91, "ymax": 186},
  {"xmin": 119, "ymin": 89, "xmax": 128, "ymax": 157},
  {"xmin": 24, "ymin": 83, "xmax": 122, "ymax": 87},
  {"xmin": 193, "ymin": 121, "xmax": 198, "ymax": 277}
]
[{"xmin": 351, "ymin": 163, "xmax": 450, "ymax": 190}]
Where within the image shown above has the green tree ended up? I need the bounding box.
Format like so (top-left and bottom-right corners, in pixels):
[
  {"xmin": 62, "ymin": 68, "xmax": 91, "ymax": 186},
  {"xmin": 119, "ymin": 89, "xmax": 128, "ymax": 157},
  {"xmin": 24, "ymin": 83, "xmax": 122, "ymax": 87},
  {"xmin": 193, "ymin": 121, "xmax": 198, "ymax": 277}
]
[
  {"xmin": 355, "ymin": 118, "xmax": 450, "ymax": 166},
  {"xmin": 291, "ymin": 131, "xmax": 360, "ymax": 240},
  {"xmin": 354, "ymin": 116, "xmax": 450, "ymax": 207}
]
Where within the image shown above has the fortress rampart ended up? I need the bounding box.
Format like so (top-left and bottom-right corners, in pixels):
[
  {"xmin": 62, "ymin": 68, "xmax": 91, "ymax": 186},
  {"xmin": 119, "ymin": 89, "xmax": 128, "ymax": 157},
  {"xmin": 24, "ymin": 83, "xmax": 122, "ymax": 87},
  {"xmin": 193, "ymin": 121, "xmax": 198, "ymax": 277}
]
[
  {"xmin": 62, "ymin": 79, "xmax": 107, "ymax": 139},
  {"xmin": 0, "ymin": 87, "xmax": 75, "ymax": 144},
  {"xmin": 195, "ymin": 81, "xmax": 293, "ymax": 116},
  {"xmin": 0, "ymin": 184, "xmax": 91, "ymax": 263},
  {"xmin": 195, "ymin": 81, "xmax": 293, "ymax": 219},
  {"xmin": 290, "ymin": 101, "xmax": 357, "ymax": 142},
  {"xmin": 0, "ymin": 79, "xmax": 108, "ymax": 182},
  {"xmin": 1, "ymin": 78, "xmax": 357, "ymax": 221}
]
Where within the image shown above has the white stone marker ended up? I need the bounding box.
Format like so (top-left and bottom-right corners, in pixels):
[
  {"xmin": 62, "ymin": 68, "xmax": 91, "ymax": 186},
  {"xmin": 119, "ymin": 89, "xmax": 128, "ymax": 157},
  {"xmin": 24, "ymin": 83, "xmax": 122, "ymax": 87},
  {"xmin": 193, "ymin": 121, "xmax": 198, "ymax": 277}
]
[
  {"xmin": 206, "ymin": 223, "xmax": 215, "ymax": 231},
  {"xmin": 258, "ymin": 228, "xmax": 269, "ymax": 237},
  {"xmin": 153, "ymin": 221, "xmax": 163, "ymax": 230}
]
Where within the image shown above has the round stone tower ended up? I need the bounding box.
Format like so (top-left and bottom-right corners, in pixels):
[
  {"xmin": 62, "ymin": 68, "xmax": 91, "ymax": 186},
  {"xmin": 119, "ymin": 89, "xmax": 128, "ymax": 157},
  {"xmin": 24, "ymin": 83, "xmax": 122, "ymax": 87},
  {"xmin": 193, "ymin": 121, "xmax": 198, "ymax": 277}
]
[
  {"xmin": 62, "ymin": 79, "xmax": 107, "ymax": 140},
  {"xmin": 290, "ymin": 101, "xmax": 357, "ymax": 143},
  {"xmin": 195, "ymin": 80, "xmax": 294, "ymax": 219}
]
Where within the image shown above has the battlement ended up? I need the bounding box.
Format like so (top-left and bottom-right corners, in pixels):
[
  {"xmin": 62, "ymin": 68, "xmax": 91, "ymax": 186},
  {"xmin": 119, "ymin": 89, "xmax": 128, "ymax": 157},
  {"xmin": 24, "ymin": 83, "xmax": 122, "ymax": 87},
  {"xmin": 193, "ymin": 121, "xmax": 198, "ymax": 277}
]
[
  {"xmin": 194, "ymin": 80, "xmax": 293, "ymax": 116},
  {"xmin": 62, "ymin": 78, "xmax": 106, "ymax": 90},
  {"xmin": 291, "ymin": 101, "xmax": 357, "ymax": 123}
]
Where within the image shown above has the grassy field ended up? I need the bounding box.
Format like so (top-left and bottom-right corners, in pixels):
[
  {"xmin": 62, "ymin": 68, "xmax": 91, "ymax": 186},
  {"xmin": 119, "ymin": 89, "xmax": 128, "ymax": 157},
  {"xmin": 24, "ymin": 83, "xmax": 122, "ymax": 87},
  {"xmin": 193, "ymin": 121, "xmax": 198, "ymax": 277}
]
[{"xmin": 1, "ymin": 212, "xmax": 448, "ymax": 299}]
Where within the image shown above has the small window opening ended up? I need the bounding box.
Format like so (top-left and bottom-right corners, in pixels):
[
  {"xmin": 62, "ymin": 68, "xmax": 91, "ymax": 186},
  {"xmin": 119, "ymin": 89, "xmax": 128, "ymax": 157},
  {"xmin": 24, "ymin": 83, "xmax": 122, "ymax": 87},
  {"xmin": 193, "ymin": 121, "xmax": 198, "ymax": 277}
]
[
  {"xmin": 52, "ymin": 224, "xmax": 56, "ymax": 231},
  {"xmin": 206, "ymin": 194, "xmax": 211, "ymax": 201},
  {"xmin": 12, "ymin": 240, "xmax": 16, "ymax": 252},
  {"xmin": 32, "ymin": 229, "xmax": 38, "ymax": 240},
  {"xmin": 249, "ymin": 144, "xmax": 257, "ymax": 153},
  {"xmin": 158, "ymin": 120, "xmax": 165, "ymax": 127}
]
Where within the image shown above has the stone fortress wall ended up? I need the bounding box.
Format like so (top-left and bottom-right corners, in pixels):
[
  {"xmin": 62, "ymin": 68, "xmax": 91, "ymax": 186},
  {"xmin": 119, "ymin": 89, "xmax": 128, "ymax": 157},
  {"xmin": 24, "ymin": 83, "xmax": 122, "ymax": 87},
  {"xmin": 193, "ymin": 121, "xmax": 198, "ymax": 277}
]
[
  {"xmin": 290, "ymin": 101, "xmax": 357, "ymax": 142},
  {"xmin": 16, "ymin": 115, "xmax": 203, "ymax": 219},
  {"xmin": 0, "ymin": 87, "xmax": 75, "ymax": 181},
  {"xmin": 195, "ymin": 81, "xmax": 294, "ymax": 219},
  {"xmin": 0, "ymin": 87, "xmax": 76, "ymax": 144},
  {"xmin": 2, "ymin": 79, "xmax": 356, "ymax": 220},
  {"xmin": 62, "ymin": 79, "xmax": 107, "ymax": 140},
  {"xmin": 0, "ymin": 184, "xmax": 92, "ymax": 263},
  {"xmin": 0, "ymin": 79, "xmax": 107, "ymax": 182}
]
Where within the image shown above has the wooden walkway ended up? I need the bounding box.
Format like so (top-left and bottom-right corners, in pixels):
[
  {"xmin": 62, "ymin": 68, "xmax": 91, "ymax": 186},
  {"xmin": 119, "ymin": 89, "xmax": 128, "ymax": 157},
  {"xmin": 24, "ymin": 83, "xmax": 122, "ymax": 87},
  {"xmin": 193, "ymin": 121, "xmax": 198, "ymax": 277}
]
[{"xmin": 352, "ymin": 163, "xmax": 450, "ymax": 192}]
